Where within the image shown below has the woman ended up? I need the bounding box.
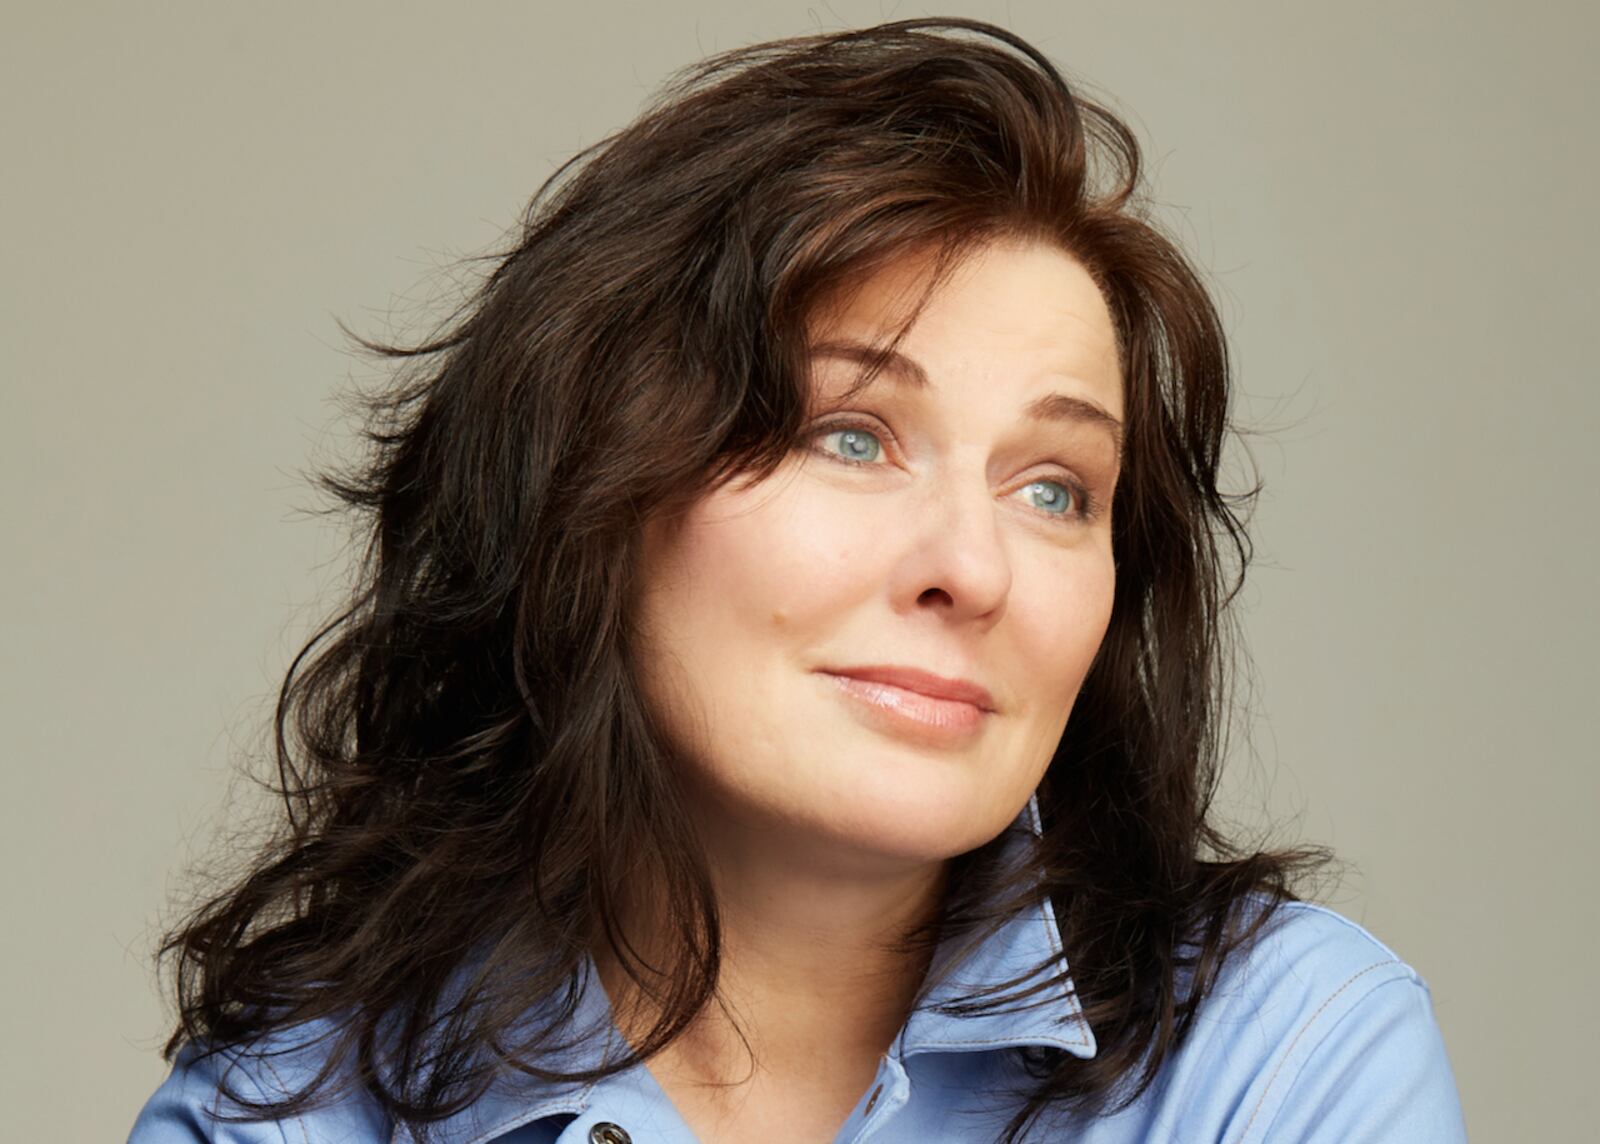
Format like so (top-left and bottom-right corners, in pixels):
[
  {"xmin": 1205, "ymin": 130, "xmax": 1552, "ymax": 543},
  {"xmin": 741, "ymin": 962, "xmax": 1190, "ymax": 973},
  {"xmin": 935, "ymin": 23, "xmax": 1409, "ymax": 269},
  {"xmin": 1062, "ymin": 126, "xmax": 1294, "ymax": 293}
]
[{"xmin": 129, "ymin": 17, "xmax": 1466, "ymax": 1143}]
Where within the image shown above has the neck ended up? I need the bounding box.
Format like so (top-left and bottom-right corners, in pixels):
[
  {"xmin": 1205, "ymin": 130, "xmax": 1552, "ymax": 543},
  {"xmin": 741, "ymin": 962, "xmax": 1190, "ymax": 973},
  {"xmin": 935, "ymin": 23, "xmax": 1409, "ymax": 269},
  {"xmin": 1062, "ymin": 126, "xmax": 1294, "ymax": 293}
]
[{"xmin": 595, "ymin": 807, "xmax": 952, "ymax": 1090}]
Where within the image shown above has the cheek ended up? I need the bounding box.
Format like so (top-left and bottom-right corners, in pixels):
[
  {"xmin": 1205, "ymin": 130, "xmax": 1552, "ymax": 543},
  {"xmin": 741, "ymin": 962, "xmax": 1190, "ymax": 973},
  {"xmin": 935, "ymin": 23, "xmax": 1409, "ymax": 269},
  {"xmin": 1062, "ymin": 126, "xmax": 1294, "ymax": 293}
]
[
  {"xmin": 633, "ymin": 484, "xmax": 867, "ymax": 727},
  {"xmin": 665, "ymin": 481, "xmax": 884, "ymax": 638},
  {"xmin": 1013, "ymin": 554, "xmax": 1117, "ymax": 715},
  {"xmin": 631, "ymin": 484, "xmax": 888, "ymax": 827}
]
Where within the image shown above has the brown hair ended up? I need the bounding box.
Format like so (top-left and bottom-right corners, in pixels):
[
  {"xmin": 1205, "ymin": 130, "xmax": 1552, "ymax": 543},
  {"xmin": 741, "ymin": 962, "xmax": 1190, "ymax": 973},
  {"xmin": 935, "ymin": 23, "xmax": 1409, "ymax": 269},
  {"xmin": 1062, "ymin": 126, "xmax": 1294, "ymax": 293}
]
[{"xmin": 157, "ymin": 16, "xmax": 1331, "ymax": 1142}]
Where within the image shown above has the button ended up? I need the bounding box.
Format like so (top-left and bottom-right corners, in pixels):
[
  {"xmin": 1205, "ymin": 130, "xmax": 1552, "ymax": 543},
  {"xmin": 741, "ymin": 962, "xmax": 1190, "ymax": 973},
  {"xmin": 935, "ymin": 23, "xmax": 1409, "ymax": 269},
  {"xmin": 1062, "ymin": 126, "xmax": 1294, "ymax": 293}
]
[
  {"xmin": 864, "ymin": 1083, "xmax": 883, "ymax": 1115},
  {"xmin": 588, "ymin": 1123, "xmax": 632, "ymax": 1144}
]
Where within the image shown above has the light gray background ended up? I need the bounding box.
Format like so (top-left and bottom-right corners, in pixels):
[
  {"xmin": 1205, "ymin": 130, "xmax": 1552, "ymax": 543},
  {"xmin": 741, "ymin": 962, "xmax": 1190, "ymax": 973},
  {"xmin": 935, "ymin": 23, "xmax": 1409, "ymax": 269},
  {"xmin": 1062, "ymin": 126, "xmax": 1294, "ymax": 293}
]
[{"xmin": 4, "ymin": 2, "xmax": 1594, "ymax": 1139}]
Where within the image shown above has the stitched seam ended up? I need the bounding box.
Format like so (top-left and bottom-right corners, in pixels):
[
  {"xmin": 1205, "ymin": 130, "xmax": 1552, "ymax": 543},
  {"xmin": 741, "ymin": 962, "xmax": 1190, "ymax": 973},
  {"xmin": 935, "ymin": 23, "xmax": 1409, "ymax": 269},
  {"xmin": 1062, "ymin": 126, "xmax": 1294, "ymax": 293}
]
[
  {"xmin": 1269, "ymin": 902, "xmax": 1412, "ymax": 967},
  {"xmin": 1234, "ymin": 959, "xmax": 1399, "ymax": 1143},
  {"xmin": 908, "ymin": 1029, "xmax": 1092, "ymax": 1053},
  {"xmin": 1024, "ymin": 795, "xmax": 1094, "ymax": 1047},
  {"xmin": 256, "ymin": 1055, "xmax": 304, "ymax": 1144},
  {"xmin": 467, "ymin": 1100, "xmax": 588, "ymax": 1144},
  {"xmin": 1037, "ymin": 878, "xmax": 1093, "ymax": 1037}
]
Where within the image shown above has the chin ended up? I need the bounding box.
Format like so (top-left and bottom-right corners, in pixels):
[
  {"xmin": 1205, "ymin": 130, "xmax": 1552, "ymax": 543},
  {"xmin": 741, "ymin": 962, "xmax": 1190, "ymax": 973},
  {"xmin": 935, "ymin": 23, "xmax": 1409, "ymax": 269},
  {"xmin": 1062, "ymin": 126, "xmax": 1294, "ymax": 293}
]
[{"xmin": 811, "ymin": 771, "xmax": 1023, "ymax": 864}]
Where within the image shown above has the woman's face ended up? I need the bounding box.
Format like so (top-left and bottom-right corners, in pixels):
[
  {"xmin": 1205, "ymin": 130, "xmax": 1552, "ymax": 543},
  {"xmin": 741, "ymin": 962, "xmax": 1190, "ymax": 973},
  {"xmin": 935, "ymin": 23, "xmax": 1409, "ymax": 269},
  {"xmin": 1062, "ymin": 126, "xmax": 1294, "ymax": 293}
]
[{"xmin": 634, "ymin": 236, "xmax": 1124, "ymax": 871}]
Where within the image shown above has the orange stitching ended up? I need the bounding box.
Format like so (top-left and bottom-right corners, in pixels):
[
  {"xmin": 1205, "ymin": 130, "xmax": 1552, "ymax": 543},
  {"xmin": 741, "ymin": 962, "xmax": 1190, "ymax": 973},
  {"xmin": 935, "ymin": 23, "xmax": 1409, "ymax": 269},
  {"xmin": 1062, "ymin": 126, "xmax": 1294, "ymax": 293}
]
[
  {"xmin": 256, "ymin": 1054, "xmax": 308, "ymax": 1144},
  {"xmin": 1235, "ymin": 960, "xmax": 1399, "ymax": 1142}
]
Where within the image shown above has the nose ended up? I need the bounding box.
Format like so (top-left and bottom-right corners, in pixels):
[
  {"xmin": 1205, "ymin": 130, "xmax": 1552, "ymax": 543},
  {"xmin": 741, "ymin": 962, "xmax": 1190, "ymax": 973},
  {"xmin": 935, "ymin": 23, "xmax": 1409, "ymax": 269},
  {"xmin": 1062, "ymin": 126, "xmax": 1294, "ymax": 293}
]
[{"xmin": 896, "ymin": 477, "xmax": 1013, "ymax": 622}]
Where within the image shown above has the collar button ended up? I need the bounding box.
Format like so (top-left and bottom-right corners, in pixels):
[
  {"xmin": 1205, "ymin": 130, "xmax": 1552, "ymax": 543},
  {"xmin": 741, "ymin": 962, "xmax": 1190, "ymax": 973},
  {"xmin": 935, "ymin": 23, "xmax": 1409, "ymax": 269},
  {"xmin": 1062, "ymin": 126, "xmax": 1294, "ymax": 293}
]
[{"xmin": 588, "ymin": 1122, "xmax": 632, "ymax": 1144}]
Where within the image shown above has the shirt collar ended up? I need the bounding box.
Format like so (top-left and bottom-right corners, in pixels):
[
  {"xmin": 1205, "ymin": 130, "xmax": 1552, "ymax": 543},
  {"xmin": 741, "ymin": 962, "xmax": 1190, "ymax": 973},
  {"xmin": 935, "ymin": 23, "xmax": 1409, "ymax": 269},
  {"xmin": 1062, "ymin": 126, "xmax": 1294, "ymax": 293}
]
[
  {"xmin": 897, "ymin": 791, "xmax": 1096, "ymax": 1060},
  {"xmin": 396, "ymin": 791, "xmax": 1095, "ymax": 1143}
]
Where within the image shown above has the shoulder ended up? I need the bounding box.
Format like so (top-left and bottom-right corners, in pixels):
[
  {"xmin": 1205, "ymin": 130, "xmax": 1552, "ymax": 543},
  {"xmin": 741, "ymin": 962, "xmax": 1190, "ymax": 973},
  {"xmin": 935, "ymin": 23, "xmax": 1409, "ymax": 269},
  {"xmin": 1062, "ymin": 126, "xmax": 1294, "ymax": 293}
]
[
  {"xmin": 1210, "ymin": 895, "xmax": 1424, "ymax": 1019},
  {"xmin": 127, "ymin": 1017, "xmax": 391, "ymax": 1144},
  {"xmin": 1122, "ymin": 895, "xmax": 1469, "ymax": 1143}
]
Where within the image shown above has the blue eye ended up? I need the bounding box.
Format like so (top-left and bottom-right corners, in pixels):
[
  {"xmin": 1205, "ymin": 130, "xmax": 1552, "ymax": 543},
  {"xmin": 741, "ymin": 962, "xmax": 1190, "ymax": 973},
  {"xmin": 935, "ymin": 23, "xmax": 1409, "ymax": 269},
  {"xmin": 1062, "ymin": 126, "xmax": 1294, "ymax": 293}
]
[
  {"xmin": 815, "ymin": 425, "xmax": 883, "ymax": 464},
  {"xmin": 1022, "ymin": 479, "xmax": 1081, "ymax": 520},
  {"xmin": 806, "ymin": 418, "xmax": 1102, "ymax": 526}
]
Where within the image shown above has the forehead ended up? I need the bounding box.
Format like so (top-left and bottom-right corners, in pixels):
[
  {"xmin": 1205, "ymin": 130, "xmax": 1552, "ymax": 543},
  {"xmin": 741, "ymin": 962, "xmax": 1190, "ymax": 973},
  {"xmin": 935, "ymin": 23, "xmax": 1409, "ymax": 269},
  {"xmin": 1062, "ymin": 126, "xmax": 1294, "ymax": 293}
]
[{"xmin": 804, "ymin": 237, "xmax": 1124, "ymax": 417}]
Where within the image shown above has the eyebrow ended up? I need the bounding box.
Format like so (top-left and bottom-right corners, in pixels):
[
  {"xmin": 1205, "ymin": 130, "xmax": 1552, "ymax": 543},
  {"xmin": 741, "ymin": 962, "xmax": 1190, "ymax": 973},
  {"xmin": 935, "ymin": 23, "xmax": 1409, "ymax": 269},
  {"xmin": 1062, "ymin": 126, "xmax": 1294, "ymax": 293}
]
[{"xmin": 810, "ymin": 341, "xmax": 1124, "ymax": 458}]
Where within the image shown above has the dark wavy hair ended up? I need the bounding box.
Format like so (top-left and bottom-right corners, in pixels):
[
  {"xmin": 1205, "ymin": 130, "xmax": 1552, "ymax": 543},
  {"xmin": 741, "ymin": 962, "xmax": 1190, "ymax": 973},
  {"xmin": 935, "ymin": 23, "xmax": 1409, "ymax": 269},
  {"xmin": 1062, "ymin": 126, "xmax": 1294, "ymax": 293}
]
[{"xmin": 157, "ymin": 16, "xmax": 1333, "ymax": 1143}]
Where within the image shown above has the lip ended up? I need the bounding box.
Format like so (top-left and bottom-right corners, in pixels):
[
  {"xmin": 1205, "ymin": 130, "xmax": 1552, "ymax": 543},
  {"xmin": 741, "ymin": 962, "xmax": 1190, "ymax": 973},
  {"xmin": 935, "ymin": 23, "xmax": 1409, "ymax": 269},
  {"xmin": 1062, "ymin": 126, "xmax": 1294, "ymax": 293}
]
[
  {"xmin": 817, "ymin": 669, "xmax": 994, "ymax": 748},
  {"xmin": 815, "ymin": 664, "xmax": 999, "ymax": 750},
  {"xmin": 818, "ymin": 664, "xmax": 997, "ymax": 712}
]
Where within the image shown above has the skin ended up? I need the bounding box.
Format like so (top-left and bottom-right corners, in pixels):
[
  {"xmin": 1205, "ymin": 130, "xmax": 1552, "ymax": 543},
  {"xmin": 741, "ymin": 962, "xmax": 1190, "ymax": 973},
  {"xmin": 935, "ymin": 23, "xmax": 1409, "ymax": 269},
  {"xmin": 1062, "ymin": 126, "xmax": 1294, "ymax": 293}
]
[{"xmin": 603, "ymin": 235, "xmax": 1125, "ymax": 1142}]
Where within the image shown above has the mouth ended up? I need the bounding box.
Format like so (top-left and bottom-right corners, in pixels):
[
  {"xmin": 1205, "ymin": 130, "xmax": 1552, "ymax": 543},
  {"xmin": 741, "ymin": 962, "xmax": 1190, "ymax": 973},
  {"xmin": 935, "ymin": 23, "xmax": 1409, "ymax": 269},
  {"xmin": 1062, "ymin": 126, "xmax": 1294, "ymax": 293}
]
[
  {"xmin": 816, "ymin": 669, "xmax": 993, "ymax": 747},
  {"xmin": 815, "ymin": 664, "xmax": 996, "ymax": 711}
]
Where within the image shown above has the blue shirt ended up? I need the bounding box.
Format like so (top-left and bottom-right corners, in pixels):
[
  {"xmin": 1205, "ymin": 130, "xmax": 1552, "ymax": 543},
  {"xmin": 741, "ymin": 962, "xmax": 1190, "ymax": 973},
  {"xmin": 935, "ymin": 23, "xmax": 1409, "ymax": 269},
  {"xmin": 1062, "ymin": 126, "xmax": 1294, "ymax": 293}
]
[{"xmin": 128, "ymin": 796, "xmax": 1467, "ymax": 1142}]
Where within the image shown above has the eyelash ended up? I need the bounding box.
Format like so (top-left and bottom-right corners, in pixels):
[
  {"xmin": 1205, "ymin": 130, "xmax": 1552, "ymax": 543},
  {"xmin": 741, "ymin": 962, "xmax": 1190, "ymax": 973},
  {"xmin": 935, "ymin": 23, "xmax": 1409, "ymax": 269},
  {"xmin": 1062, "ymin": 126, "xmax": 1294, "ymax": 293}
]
[{"xmin": 805, "ymin": 418, "xmax": 1104, "ymax": 527}]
